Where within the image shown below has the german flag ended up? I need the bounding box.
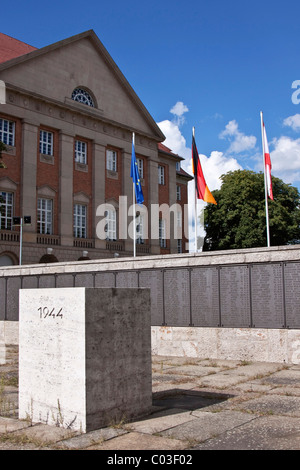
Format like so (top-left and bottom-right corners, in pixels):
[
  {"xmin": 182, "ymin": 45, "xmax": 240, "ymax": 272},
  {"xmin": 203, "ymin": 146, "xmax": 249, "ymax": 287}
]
[{"xmin": 192, "ymin": 134, "xmax": 217, "ymax": 204}]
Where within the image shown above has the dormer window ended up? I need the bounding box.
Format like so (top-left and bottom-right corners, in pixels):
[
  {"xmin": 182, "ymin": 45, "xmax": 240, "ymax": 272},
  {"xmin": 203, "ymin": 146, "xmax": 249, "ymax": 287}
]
[{"xmin": 71, "ymin": 88, "xmax": 95, "ymax": 107}]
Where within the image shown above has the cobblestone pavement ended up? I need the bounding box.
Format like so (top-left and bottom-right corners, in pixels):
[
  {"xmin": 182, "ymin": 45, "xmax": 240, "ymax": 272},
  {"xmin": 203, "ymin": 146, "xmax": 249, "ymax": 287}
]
[{"xmin": 1, "ymin": 347, "xmax": 300, "ymax": 451}]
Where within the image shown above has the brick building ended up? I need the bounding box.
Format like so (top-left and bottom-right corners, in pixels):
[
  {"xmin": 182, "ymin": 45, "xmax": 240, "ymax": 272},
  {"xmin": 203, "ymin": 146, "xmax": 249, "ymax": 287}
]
[{"xmin": 0, "ymin": 30, "xmax": 191, "ymax": 265}]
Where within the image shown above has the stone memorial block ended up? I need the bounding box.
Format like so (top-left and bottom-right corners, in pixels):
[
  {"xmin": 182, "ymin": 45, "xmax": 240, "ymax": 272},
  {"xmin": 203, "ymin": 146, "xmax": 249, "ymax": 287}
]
[{"xmin": 19, "ymin": 287, "xmax": 151, "ymax": 433}]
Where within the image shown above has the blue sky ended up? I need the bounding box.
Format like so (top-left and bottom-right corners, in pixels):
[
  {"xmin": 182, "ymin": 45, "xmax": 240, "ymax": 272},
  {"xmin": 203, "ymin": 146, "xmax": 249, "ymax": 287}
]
[{"xmin": 3, "ymin": 0, "xmax": 300, "ymax": 194}]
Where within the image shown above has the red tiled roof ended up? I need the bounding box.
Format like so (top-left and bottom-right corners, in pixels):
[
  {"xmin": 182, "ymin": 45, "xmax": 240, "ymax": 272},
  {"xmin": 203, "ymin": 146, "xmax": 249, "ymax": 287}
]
[
  {"xmin": 177, "ymin": 167, "xmax": 193, "ymax": 179},
  {"xmin": 0, "ymin": 32, "xmax": 37, "ymax": 64}
]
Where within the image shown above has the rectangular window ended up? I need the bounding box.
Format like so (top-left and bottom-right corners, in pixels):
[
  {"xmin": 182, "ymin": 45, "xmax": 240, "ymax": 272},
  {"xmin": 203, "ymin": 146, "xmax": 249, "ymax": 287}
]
[
  {"xmin": 159, "ymin": 219, "xmax": 166, "ymax": 248},
  {"xmin": 75, "ymin": 140, "xmax": 87, "ymax": 164},
  {"xmin": 0, "ymin": 191, "xmax": 13, "ymax": 230},
  {"xmin": 176, "ymin": 185, "xmax": 181, "ymax": 201},
  {"xmin": 158, "ymin": 165, "xmax": 165, "ymax": 185},
  {"xmin": 106, "ymin": 149, "xmax": 117, "ymax": 172},
  {"xmin": 40, "ymin": 130, "xmax": 53, "ymax": 156},
  {"xmin": 105, "ymin": 209, "xmax": 117, "ymax": 241},
  {"xmin": 73, "ymin": 204, "xmax": 87, "ymax": 238},
  {"xmin": 177, "ymin": 239, "xmax": 182, "ymax": 253},
  {"xmin": 137, "ymin": 158, "xmax": 144, "ymax": 179},
  {"xmin": 0, "ymin": 119, "xmax": 15, "ymax": 146},
  {"xmin": 37, "ymin": 198, "xmax": 53, "ymax": 235}
]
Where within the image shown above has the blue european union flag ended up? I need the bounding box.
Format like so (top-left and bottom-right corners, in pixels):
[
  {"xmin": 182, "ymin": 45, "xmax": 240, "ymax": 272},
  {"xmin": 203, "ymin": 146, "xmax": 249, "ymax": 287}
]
[{"xmin": 130, "ymin": 140, "xmax": 144, "ymax": 204}]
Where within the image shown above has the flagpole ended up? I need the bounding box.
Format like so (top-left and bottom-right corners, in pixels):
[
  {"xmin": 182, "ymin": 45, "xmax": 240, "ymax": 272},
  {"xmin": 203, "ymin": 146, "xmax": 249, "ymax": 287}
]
[
  {"xmin": 260, "ymin": 111, "xmax": 270, "ymax": 248},
  {"xmin": 192, "ymin": 127, "xmax": 198, "ymax": 253},
  {"xmin": 132, "ymin": 132, "xmax": 136, "ymax": 257}
]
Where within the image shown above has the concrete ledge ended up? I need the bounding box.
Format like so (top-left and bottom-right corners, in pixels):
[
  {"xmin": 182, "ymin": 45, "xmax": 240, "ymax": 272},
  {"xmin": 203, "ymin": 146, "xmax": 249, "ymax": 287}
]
[{"xmin": 1, "ymin": 245, "xmax": 300, "ymax": 277}]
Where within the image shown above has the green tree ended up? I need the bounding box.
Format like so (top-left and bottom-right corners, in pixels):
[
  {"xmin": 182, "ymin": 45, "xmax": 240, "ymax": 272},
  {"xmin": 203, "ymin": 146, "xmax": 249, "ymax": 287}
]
[{"xmin": 203, "ymin": 170, "xmax": 300, "ymax": 251}]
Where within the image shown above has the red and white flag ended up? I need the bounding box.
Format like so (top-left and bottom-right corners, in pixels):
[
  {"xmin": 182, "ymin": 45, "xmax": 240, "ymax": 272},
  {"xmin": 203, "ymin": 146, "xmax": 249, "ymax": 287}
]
[{"xmin": 262, "ymin": 118, "xmax": 273, "ymax": 200}]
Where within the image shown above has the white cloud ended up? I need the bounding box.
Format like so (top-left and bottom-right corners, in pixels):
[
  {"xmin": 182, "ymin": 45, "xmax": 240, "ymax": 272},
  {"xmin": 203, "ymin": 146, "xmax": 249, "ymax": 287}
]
[
  {"xmin": 157, "ymin": 119, "xmax": 190, "ymax": 159},
  {"xmin": 197, "ymin": 151, "xmax": 243, "ymax": 191},
  {"xmin": 219, "ymin": 119, "xmax": 256, "ymax": 154},
  {"xmin": 169, "ymin": 101, "xmax": 189, "ymax": 126},
  {"xmin": 283, "ymin": 114, "xmax": 300, "ymax": 131},
  {"xmin": 170, "ymin": 101, "xmax": 189, "ymax": 117},
  {"xmin": 270, "ymin": 136, "xmax": 300, "ymax": 183}
]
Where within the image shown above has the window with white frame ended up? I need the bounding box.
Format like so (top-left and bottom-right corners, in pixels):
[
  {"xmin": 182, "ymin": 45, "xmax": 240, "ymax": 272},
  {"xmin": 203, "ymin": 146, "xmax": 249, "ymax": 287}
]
[
  {"xmin": 37, "ymin": 198, "xmax": 53, "ymax": 235},
  {"xmin": 40, "ymin": 130, "xmax": 53, "ymax": 156},
  {"xmin": 159, "ymin": 219, "xmax": 166, "ymax": 248},
  {"xmin": 0, "ymin": 191, "xmax": 13, "ymax": 230},
  {"xmin": 176, "ymin": 185, "xmax": 181, "ymax": 200},
  {"xmin": 137, "ymin": 158, "xmax": 144, "ymax": 179},
  {"xmin": 176, "ymin": 161, "xmax": 181, "ymax": 171},
  {"xmin": 105, "ymin": 209, "xmax": 117, "ymax": 241},
  {"xmin": 75, "ymin": 140, "xmax": 87, "ymax": 164},
  {"xmin": 106, "ymin": 149, "xmax": 117, "ymax": 172},
  {"xmin": 158, "ymin": 165, "xmax": 165, "ymax": 185},
  {"xmin": 73, "ymin": 204, "xmax": 87, "ymax": 238},
  {"xmin": 0, "ymin": 119, "xmax": 15, "ymax": 146}
]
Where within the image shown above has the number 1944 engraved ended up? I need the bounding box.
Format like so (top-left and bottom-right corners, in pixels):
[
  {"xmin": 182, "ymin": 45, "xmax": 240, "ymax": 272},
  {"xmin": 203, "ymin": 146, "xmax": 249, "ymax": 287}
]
[{"xmin": 38, "ymin": 306, "xmax": 63, "ymax": 319}]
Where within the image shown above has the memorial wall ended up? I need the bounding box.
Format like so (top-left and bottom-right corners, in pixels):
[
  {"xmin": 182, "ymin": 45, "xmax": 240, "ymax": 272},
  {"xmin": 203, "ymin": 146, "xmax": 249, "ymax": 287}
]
[{"xmin": 1, "ymin": 246, "xmax": 300, "ymax": 330}]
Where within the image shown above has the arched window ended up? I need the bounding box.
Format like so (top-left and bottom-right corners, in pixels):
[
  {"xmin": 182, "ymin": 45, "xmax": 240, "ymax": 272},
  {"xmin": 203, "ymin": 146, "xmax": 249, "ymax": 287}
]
[{"xmin": 71, "ymin": 88, "xmax": 95, "ymax": 107}]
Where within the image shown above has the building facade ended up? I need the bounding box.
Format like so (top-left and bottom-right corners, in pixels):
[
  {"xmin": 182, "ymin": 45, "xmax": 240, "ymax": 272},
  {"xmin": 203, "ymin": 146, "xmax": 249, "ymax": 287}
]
[{"xmin": 0, "ymin": 30, "xmax": 191, "ymax": 265}]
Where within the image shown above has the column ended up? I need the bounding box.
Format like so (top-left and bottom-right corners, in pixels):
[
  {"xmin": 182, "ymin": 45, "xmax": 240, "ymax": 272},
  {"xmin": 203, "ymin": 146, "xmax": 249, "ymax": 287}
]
[
  {"xmin": 21, "ymin": 121, "xmax": 38, "ymax": 243},
  {"xmin": 59, "ymin": 132, "xmax": 74, "ymax": 246}
]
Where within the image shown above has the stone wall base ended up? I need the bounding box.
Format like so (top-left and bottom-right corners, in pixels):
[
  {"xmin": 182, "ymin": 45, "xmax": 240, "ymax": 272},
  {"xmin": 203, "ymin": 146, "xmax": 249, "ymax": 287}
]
[
  {"xmin": 151, "ymin": 326, "xmax": 300, "ymax": 365},
  {"xmin": 2, "ymin": 321, "xmax": 300, "ymax": 365}
]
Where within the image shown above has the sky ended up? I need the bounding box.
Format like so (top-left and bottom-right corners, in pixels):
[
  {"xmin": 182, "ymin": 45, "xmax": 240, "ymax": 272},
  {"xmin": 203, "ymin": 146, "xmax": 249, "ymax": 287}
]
[{"xmin": 2, "ymin": 0, "xmax": 300, "ymax": 247}]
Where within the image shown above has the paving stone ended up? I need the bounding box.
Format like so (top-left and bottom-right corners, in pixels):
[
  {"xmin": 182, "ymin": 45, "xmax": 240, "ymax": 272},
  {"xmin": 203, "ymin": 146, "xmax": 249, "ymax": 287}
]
[
  {"xmin": 11, "ymin": 423, "xmax": 79, "ymax": 446},
  {"xmin": 126, "ymin": 408, "xmax": 196, "ymax": 434},
  {"xmin": 193, "ymin": 415, "xmax": 300, "ymax": 450},
  {"xmin": 85, "ymin": 431, "xmax": 188, "ymax": 450},
  {"xmin": 56, "ymin": 426, "xmax": 128, "ymax": 449},
  {"xmin": 0, "ymin": 417, "xmax": 31, "ymax": 433},
  {"xmin": 260, "ymin": 369, "xmax": 300, "ymax": 386},
  {"xmin": 160, "ymin": 410, "xmax": 255, "ymax": 443},
  {"xmin": 236, "ymin": 394, "xmax": 300, "ymax": 417},
  {"xmin": 163, "ymin": 365, "xmax": 224, "ymax": 377}
]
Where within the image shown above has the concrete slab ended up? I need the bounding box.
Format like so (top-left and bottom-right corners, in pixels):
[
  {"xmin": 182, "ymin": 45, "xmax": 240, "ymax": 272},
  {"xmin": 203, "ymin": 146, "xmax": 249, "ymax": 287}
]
[
  {"xmin": 125, "ymin": 408, "xmax": 196, "ymax": 434},
  {"xmin": 0, "ymin": 416, "xmax": 31, "ymax": 433},
  {"xmin": 56, "ymin": 427, "xmax": 128, "ymax": 450},
  {"xmin": 196, "ymin": 372, "xmax": 250, "ymax": 388},
  {"xmin": 193, "ymin": 415, "xmax": 300, "ymax": 450},
  {"xmin": 160, "ymin": 410, "xmax": 256, "ymax": 444},
  {"xmin": 223, "ymin": 362, "xmax": 283, "ymax": 377},
  {"xmin": 86, "ymin": 431, "xmax": 189, "ymax": 450},
  {"xmin": 259, "ymin": 369, "xmax": 300, "ymax": 386},
  {"xmin": 11, "ymin": 423, "xmax": 78, "ymax": 445},
  {"xmin": 163, "ymin": 365, "xmax": 225, "ymax": 376},
  {"xmin": 236, "ymin": 394, "xmax": 300, "ymax": 417}
]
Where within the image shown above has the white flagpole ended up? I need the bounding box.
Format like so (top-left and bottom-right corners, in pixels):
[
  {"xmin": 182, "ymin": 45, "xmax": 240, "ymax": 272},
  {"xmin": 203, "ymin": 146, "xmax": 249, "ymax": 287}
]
[
  {"xmin": 132, "ymin": 132, "xmax": 136, "ymax": 258},
  {"xmin": 260, "ymin": 111, "xmax": 270, "ymax": 248},
  {"xmin": 193, "ymin": 127, "xmax": 198, "ymax": 253}
]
